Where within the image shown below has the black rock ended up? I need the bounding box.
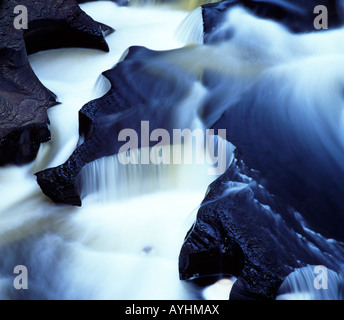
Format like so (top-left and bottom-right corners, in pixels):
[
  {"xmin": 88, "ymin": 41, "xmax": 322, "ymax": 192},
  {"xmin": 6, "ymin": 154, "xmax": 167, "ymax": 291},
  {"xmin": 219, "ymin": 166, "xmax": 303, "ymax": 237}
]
[
  {"xmin": 35, "ymin": 46, "xmax": 199, "ymax": 206},
  {"xmin": 179, "ymin": 151, "xmax": 344, "ymax": 299},
  {"xmin": 212, "ymin": 70, "xmax": 344, "ymax": 243},
  {"xmin": 0, "ymin": 0, "xmax": 113, "ymax": 166}
]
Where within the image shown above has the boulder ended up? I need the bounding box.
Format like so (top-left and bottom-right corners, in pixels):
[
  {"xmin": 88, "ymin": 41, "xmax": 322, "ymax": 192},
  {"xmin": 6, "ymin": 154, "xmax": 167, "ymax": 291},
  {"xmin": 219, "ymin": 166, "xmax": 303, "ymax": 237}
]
[
  {"xmin": 35, "ymin": 46, "xmax": 198, "ymax": 205},
  {"xmin": 0, "ymin": 0, "xmax": 113, "ymax": 165},
  {"xmin": 212, "ymin": 70, "xmax": 344, "ymax": 243},
  {"xmin": 179, "ymin": 151, "xmax": 344, "ymax": 299},
  {"xmin": 179, "ymin": 1, "xmax": 344, "ymax": 295}
]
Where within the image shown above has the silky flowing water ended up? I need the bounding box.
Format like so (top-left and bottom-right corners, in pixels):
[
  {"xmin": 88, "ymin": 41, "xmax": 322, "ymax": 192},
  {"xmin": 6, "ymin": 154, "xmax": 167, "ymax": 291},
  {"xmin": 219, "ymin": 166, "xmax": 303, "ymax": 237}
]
[{"xmin": 1, "ymin": 0, "xmax": 344, "ymax": 300}]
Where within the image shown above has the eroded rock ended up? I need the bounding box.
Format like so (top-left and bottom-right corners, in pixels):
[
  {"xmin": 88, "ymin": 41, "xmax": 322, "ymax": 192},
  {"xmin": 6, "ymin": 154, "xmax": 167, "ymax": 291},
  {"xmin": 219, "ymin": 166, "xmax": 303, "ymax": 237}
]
[
  {"xmin": 0, "ymin": 0, "xmax": 113, "ymax": 165},
  {"xmin": 179, "ymin": 151, "xmax": 344, "ymax": 299},
  {"xmin": 35, "ymin": 46, "xmax": 199, "ymax": 205}
]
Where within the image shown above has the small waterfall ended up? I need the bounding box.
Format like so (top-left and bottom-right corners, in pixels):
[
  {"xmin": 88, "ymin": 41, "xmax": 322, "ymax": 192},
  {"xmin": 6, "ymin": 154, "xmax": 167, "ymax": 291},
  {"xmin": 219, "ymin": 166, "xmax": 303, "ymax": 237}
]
[
  {"xmin": 176, "ymin": 7, "xmax": 204, "ymax": 45},
  {"xmin": 92, "ymin": 74, "xmax": 112, "ymax": 100},
  {"xmin": 277, "ymin": 265, "xmax": 344, "ymax": 300},
  {"xmin": 77, "ymin": 146, "xmax": 185, "ymax": 203},
  {"xmin": 78, "ymin": 136, "xmax": 234, "ymax": 203},
  {"xmin": 0, "ymin": 2, "xmax": 205, "ymax": 300},
  {"xmin": 2, "ymin": 0, "xmax": 344, "ymax": 301}
]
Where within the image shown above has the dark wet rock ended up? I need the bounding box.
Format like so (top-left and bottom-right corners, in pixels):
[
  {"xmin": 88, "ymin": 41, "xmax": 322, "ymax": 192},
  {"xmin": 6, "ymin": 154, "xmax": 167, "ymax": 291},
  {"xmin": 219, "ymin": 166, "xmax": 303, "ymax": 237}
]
[
  {"xmin": 202, "ymin": 0, "xmax": 343, "ymax": 43},
  {"xmin": 179, "ymin": 0, "xmax": 344, "ymax": 299},
  {"xmin": 180, "ymin": 58, "xmax": 344, "ymax": 298},
  {"xmin": 0, "ymin": 0, "xmax": 113, "ymax": 166},
  {"xmin": 212, "ymin": 73, "xmax": 344, "ymax": 243},
  {"xmin": 0, "ymin": 45, "xmax": 57, "ymax": 166},
  {"xmin": 179, "ymin": 151, "xmax": 344, "ymax": 300},
  {"xmin": 35, "ymin": 46, "xmax": 199, "ymax": 206}
]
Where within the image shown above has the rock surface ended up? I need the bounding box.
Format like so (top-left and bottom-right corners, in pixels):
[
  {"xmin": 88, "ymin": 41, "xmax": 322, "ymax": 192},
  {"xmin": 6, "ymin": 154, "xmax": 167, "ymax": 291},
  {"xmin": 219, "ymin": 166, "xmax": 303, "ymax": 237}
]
[
  {"xmin": 212, "ymin": 72, "xmax": 344, "ymax": 243},
  {"xmin": 35, "ymin": 46, "xmax": 198, "ymax": 205},
  {"xmin": 179, "ymin": 2, "xmax": 344, "ymax": 299},
  {"xmin": 0, "ymin": 0, "xmax": 113, "ymax": 165},
  {"xmin": 30, "ymin": 0, "xmax": 344, "ymax": 300},
  {"xmin": 179, "ymin": 151, "xmax": 344, "ymax": 299}
]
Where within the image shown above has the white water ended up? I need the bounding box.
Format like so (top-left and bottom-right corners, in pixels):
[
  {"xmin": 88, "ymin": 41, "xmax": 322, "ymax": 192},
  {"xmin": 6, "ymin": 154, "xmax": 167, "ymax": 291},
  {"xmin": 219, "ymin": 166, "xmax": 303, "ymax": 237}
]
[
  {"xmin": 1, "ymin": 0, "xmax": 344, "ymax": 300},
  {"xmin": 0, "ymin": 2, "xmax": 215, "ymax": 300},
  {"xmin": 277, "ymin": 265, "xmax": 344, "ymax": 300}
]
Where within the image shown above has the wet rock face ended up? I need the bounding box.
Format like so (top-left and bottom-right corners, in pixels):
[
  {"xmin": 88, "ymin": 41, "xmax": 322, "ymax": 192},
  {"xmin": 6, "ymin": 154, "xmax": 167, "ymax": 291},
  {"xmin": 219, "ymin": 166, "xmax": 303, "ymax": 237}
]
[
  {"xmin": 180, "ymin": 1, "xmax": 344, "ymax": 297},
  {"xmin": 212, "ymin": 74, "xmax": 344, "ymax": 244},
  {"xmin": 0, "ymin": 45, "xmax": 56, "ymax": 166},
  {"xmin": 35, "ymin": 46, "xmax": 198, "ymax": 206},
  {"xmin": 0, "ymin": 0, "xmax": 113, "ymax": 166},
  {"xmin": 179, "ymin": 151, "xmax": 344, "ymax": 300},
  {"xmin": 202, "ymin": 0, "xmax": 342, "ymax": 43}
]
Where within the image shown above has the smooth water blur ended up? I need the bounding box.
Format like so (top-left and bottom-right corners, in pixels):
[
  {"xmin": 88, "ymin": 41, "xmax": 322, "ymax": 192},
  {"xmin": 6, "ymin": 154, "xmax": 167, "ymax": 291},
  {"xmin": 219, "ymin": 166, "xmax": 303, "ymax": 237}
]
[
  {"xmin": 1, "ymin": 1, "xmax": 344, "ymax": 300},
  {"xmin": 0, "ymin": 2, "xmax": 208, "ymax": 300},
  {"xmin": 277, "ymin": 265, "xmax": 344, "ymax": 300}
]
